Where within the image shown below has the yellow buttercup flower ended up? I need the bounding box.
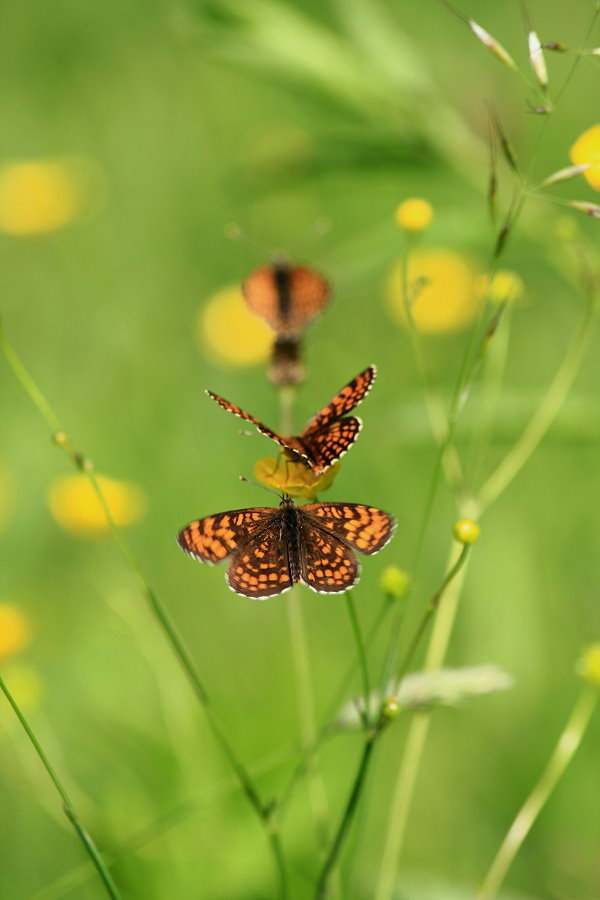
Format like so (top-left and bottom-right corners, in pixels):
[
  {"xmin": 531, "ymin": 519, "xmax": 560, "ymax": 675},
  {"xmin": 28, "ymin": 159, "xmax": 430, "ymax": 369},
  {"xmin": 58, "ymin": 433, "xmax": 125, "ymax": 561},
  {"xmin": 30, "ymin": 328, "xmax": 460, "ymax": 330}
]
[
  {"xmin": 395, "ymin": 198, "xmax": 433, "ymax": 232},
  {"xmin": 576, "ymin": 643, "xmax": 600, "ymax": 688},
  {"xmin": 0, "ymin": 158, "xmax": 88, "ymax": 236},
  {"xmin": 47, "ymin": 474, "xmax": 147, "ymax": 537},
  {"xmin": 0, "ymin": 604, "xmax": 32, "ymax": 661},
  {"xmin": 387, "ymin": 248, "xmax": 481, "ymax": 334},
  {"xmin": 254, "ymin": 457, "xmax": 339, "ymax": 500},
  {"xmin": 199, "ymin": 285, "xmax": 272, "ymax": 367},
  {"xmin": 477, "ymin": 269, "xmax": 525, "ymax": 305},
  {"xmin": 570, "ymin": 125, "xmax": 600, "ymax": 191}
]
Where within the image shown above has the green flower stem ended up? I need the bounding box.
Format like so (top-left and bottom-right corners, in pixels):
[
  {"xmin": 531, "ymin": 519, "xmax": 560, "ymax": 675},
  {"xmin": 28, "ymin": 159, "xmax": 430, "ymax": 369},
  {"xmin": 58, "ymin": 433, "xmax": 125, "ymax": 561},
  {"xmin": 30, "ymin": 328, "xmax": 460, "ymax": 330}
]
[
  {"xmin": 374, "ymin": 540, "xmax": 471, "ymax": 900},
  {"xmin": 0, "ymin": 674, "xmax": 122, "ymax": 900},
  {"xmin": 478, "ymin": 294, "xmax": 598, "ymax": 510},
  {"xmin": 277, "ymin": 593, "xmax": 395, "ymax": 817},
  {"xmin": 315, "ymin": 542, "xmax": 471, "ymax": 900},
  {"xmin": 314, "ymin": 732, "xmax": 377, "ymax": 900},
  {"xmin": 0, "ymin": 322, "xmax": 288, "ymax": 900},
  {"xmin": 395, "ymin": 543, "xmax": 469, "ymax": 686},
  {"xmin": 400, "ymin": 242, "xmax": 467, "ymax": 504},
  {"xmin": 286, "ymin": 586, "xmax": 331, "ymax": 846},
  {"xmin": 279, "ymin": 381, "xmax": 330, "ymax": 849},
  {"xmin": 344, "ymin": 592, "xmax": 371, "ymax": 728},
  {"xmin": 477, "ymin": 684, "xmax": 599, "ymax": 900}
]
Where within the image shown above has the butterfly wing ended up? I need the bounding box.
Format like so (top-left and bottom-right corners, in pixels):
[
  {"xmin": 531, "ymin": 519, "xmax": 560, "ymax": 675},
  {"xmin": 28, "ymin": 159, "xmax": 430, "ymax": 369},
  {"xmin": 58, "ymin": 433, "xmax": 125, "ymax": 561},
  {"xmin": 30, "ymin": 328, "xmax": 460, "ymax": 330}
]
[
  {"xmin": 300, "ymin": 417, "xmax": 362, "ymax": 474},
  {"xmin": 227, "ymin": 519, "xmax": 293, "ymax": 598},
  {"xmin": 206, "ymin": 391, "xmax": 312, "ymax": 465},
  {"xmin": 242, "ymin": 263, "xmax": 330, "ymax": 338},
  {"xmin": 301, "ymin": 503, "xmax": 396, "ymax": 555},
  {"xmin": 298, "ymin": 515, "xmax": 359, "ymax": 593},
  {"xmin": 303, "ymin": 366, "xmax": 376, "ymax": 434},
  {"xmin": 177, "ymin": 507, "xmax": 276, "ymax": 564}
]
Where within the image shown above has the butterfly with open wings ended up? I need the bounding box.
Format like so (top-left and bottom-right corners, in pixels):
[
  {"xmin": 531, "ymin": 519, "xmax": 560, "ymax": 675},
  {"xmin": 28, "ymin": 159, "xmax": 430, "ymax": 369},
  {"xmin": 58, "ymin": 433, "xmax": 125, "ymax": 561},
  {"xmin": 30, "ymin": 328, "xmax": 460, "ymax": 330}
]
[
  {"xmin": 178, "ymin": 494, "xmax": 395, "ymax": 598},
  {"xmin": 206, "ymin": 365, "xmax": 376, "ymax": 476}
]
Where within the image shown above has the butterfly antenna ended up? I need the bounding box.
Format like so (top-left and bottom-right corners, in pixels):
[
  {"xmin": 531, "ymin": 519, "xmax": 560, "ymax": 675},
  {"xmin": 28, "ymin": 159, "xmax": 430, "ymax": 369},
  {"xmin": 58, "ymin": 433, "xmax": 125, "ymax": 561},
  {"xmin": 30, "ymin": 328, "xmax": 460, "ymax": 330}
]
[
  {"xmin": 223, "ymin": 222, "xmax": 282, "ymax": 262},
  {"xmin": 239, "ymin": 475, "xmax": 283, "ymax": 500}
]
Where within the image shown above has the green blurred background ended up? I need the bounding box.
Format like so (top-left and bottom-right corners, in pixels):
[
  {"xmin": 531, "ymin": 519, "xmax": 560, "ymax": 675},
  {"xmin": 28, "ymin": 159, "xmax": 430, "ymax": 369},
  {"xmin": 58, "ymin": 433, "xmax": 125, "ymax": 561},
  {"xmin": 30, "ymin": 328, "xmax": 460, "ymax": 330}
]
[{"xmin": 1, "ymin": 0, "xmax": 599, "ymax": 898}]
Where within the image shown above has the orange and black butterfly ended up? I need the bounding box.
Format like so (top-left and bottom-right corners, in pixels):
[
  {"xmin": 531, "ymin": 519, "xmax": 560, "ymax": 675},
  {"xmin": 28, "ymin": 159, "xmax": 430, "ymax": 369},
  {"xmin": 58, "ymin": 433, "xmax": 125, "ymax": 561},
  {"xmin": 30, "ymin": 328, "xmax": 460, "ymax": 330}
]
[
  {"xmin": 242, "ymin": 261, "xmax": 330, "ymax": 339},
  {"xmin": 206, "ymin": 365, "xmax": 376, "ymax": 475},
  {"xmin": 178, "ymin": 495, "xmax": 395, "ymax": 598}
]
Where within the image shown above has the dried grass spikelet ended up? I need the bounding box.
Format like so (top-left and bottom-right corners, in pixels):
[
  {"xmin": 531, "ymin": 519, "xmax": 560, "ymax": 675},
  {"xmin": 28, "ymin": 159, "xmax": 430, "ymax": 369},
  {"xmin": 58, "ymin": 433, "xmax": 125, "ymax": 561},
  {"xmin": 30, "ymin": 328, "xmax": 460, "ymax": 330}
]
[
  {"xmin": 528, "ymin": 31, "xmax": 548, "ymax": 87},
  {"xmin": 337, "ymin": 664, "xmax": 514, "ymax": 729},
  {"xmin": 541, "ymin": 164, "xmax": 591, "ymax": 187},
  {"xmin": 468, "ymin": 20, "xmax": 518, "ymax": 71},
  {"xmin": 568, "ymin": 201, "xmax": 600, "ymax": 220},
  {"xmin": 255, "ymin": 456, "xmax": 340, "ymax": 500}
]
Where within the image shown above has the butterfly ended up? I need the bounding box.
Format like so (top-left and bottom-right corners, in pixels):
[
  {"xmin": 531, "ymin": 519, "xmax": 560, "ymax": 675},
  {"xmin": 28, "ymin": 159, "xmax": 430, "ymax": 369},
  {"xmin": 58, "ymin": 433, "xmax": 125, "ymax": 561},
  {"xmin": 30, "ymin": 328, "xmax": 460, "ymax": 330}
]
[
  {"xmin": 178, "ymin": 495, "xmax": 395, "ymax": 598},
  {"xmin": 206, "ymin": 365, "xmax": 376, "ymax": 475},
  {"xmin": 242, "ymin": 261, "xmax": 330, "ymax": 339}
]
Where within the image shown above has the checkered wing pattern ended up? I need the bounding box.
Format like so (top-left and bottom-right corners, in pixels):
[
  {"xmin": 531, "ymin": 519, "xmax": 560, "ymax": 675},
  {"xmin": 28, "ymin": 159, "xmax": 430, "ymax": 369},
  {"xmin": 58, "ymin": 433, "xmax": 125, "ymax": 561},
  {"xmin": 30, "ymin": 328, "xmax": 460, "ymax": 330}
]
[
  {"xmin": 242, "ymin": 264, "xmax": 330, "ymax": 338},
  {"xmin": 303, "ymin": 417, "xmax": 362, "ymax": 474},
  {"xmin": 299, "ymin": 519, "xmax": 359, "ymax": 593},
  {"xmin": 206, "ymin": 391, "xmax": 312, "ymax": 464},
  {"xmin": 227, "ymin": 525, "xmax": 292, "ymax": 598},
  {"xmin": 302, "ymin": 503, "xmax": 395, "ymax": 554},
  {"xmin": 304, "ymin": 366, "xmax": 376, "ymax": 433},
  {"xmin": 177, "ymin": 508, "xmax": 276, "ymax": 564}
]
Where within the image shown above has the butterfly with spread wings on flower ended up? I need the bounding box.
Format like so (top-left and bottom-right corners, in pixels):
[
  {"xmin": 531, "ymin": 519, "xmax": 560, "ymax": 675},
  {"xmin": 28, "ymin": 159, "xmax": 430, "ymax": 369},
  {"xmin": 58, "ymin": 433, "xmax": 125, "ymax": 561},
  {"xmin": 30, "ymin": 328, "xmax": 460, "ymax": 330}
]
[
  {"xmin": 178, "ymin": 494, "xmax": 395, "ymax": 598},
  {"xmin": 206, "ymin": 365, "xmax": 376, "ymax": 475}
]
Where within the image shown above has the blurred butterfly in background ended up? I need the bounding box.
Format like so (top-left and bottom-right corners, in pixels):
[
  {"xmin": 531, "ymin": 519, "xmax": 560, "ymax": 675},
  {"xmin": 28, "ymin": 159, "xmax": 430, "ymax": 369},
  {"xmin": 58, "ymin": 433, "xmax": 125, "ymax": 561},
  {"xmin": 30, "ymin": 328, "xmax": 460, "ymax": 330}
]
[
  {"xmin": 242, "ymin": 260, "xmax": 330, "ymax": 339},
  {"xmin": 206, "ymin": 365, "xmax": 376, "ymax": 475},
  {"xmin": 178, "ymin": 494, "xmax": 395, "ymax": 598}
]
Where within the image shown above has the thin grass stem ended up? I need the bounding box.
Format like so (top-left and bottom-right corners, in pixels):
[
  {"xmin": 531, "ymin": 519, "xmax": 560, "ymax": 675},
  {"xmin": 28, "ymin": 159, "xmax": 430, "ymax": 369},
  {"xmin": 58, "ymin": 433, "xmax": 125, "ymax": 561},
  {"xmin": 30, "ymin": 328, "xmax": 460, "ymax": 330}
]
[
  {"xmin": 374, "ymin": 541, "xmax": 471, "ymax": 900},
  {"xmin": 0, "ymin": 674, "xmax": 122, "ymax": 900},
  {"xmin": 478, "ymin": 295, "xmax": 598, "ymax": 510},
  {"xmin": 0, "ymin": 322, "xmax": 289, "ymax": 900},
  {"xmin": 344, "ymin": 592, "xmax": 371, "ymax": 728},
  {"xmin": 476, "ymin": 685, "xmax": 599, "ymax": 900}
]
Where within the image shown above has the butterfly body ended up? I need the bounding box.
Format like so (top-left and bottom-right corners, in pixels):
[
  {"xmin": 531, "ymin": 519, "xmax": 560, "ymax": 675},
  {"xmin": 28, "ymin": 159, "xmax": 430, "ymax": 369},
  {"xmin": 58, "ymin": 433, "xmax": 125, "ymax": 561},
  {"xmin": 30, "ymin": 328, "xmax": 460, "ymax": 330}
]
[
  {"xmin": 206, "ymin": 365, "xmax": 376, "ymax": 474},
  {"xmin": 178, "ymin": 495, "xmax": 395, "ymax": 599}
]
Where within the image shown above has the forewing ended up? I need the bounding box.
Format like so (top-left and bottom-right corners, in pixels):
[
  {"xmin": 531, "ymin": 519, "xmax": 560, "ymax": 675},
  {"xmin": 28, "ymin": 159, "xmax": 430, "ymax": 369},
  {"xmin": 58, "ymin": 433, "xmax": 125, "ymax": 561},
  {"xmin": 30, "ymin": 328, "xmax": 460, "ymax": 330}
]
[
  {"xmin": 227, "ymin": 522, "xmax": 292, "ymax": 598},
  {"xmin": 302, "ymin": 503, "xmax": 395, "ymax": 555},
  {"xmin": 302, "ymin": 417, "xmax": 362, "ymax": 473},
  {"xmin": 299, "ymin": 519, "xmax": 359, "ymax": 593},
  {"xmin": 177, "ymin": 508, "xmax": 276, "ymax": 564},
  {"xmin": 304, "ymin": 366, "xmax": 376, "ymax": 433},
  {"xmin": 206, "ymin": 390, "xmax": 311, "ymax": 462}
]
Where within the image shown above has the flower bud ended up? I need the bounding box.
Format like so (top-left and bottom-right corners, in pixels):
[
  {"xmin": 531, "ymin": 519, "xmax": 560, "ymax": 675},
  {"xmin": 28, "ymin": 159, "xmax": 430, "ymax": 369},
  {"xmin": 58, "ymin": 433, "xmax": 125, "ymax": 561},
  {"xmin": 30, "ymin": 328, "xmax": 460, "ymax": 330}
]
[{"xmin": 453, "ymin": 518, "xmax": 480, "ymax": 545}]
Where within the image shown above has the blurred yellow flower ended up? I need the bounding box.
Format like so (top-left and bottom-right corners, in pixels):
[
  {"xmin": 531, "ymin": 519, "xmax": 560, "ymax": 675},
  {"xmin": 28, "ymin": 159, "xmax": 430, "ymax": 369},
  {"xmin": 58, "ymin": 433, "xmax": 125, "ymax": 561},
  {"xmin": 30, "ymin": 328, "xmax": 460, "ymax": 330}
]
[
  {"xmin": 395, "ymin": 198, "xmax": 433, "ymax": 232},
  {"xmin": 47, "ymin": 474, "xmax": 147, "ymax": 537},
  {"xmin": 379, "ymin": 566, "xmax": 410, "ymax": 600},
  {"xmin": 387, "ymin": 249, "xmax": 481, "ymax": 334},
  {"xmin": 199, "ymin": 285, "xmax": 272, "ymax": 367},
  {"xmin": 254, "ymin": 456, "xmax": 339, "ymax": 500},
  {"xmin": 576, "ymin": 643, "xmax": 600, "ymax": 687},
  {"xmin": 0, "ymin": 666, "xmax": 44, "ymax": 722},
  {"xmin": 0, "ymin": 604, "xmax": 32, "ymax": 661},
  {"xmin": 570, "ymin": 125, "xmax": 600, "ymax": 191},
  {"xmin": 476, "ymin": 269, "xmax": 524, "ymax": 305},
  {"xmin": 0, "ymin": 158, "xmax": 87, "ymax": 236}
]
